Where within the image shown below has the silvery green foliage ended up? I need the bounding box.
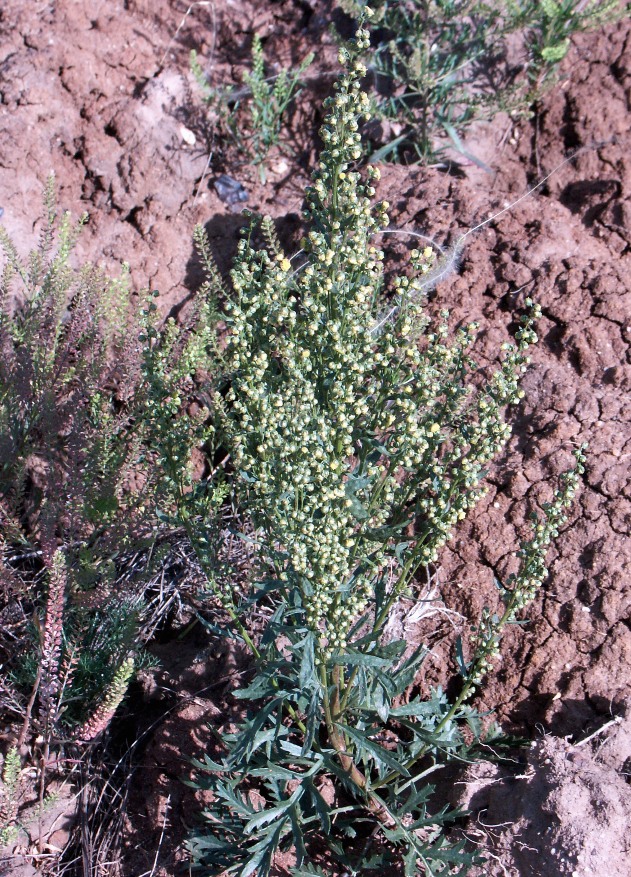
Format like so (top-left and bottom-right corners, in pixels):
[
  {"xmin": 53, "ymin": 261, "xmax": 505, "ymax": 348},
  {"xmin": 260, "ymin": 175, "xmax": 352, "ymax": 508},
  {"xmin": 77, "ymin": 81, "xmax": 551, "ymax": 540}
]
[
  {"xmin": 187, "ymin": 15, "xmax": 585, "ymax": 876},
  {"xmin": 0, "ymin": 182, "xmax": 156, "ymax": 750}
]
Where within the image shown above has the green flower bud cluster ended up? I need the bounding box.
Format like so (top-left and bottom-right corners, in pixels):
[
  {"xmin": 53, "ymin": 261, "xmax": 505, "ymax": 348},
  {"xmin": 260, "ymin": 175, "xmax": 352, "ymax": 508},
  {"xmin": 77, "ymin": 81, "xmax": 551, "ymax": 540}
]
[
  {"xmin": 74, "ymin": 656, "xmax": 135, "ymax": 741},
  {"xmin": 467, "ymin": 445, "xmax": 587, "ymax": 686},
  {"xmin": 506, "ymin": 444, "xmax": 586, "ymax": 612},
  {"xmin": 139, "ymin": 282, "xmax": 233, "ymax": 619},
  {"xmin": 0, "ymin": 745, "xmax": 20, "ymax": 845},
  {"xmin": 214, "ymin": 26, "xmax": 545, "ymax": 658}
]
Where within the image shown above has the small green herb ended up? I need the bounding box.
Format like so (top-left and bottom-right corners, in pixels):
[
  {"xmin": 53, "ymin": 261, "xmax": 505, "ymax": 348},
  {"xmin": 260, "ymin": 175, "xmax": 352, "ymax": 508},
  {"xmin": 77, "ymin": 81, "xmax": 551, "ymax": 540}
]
[
  {"xmin": 0, "ymin": 746, "xmax": 20, "ymax": 846},
  {"xmin": 0, "ymin": 180, "xmax": 158, "ymax": 751},
  {"xmin": 191, "ymin": 36, "xmax": 313, "ymax": 182}
]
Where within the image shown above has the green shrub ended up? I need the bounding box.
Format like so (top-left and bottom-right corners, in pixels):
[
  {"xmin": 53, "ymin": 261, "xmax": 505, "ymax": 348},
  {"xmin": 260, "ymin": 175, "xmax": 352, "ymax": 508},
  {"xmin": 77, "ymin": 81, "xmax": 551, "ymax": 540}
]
[
  {"xmin": 0, "ymin": 179, "xmax": 158, "ymax": 753},
  {"xmin": 338, "ymin": 0, "xmax": 624, "ymax": 163},
  {"xmin": 185, "ymin": 17, "xmax": 585, "ymax": 876},
  {"xmin": 0, "ymin": 180, "xmax": 228, "ymax": 858},
  {"xmin": 137, "ymin": 276, "xmax": 229, "ymax": 610},
  {"xmin": 0, "ymin": 746, "xmax": 20, "ymax": 845}
]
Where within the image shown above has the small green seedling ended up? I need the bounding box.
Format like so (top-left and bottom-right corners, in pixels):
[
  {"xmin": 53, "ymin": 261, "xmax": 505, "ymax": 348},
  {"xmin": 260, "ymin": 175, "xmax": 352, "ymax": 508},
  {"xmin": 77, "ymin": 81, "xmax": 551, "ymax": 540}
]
[{"xmin": 191, "ymin": 35, "xmax": 313, "ymax": 182}]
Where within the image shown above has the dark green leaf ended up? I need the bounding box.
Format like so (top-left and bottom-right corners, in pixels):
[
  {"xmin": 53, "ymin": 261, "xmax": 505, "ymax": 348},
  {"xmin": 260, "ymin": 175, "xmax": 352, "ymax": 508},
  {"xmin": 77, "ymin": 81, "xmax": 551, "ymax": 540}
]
[
  {"xmin": 302, "ymin": 689, "xmax": 321, "ymax": 756},
  {"xmin": 331, "ymin": 651, "xmax": 392, "ymax": 669},
  {"xmin": 291, "ymin": 866, "xmax": 331, "ymax": 877},
  {"xmin": 298, "ymin": 631, "xmax": 317, "ymax": 692},
  {"xmin": 335, "ymin": 723, "xmax": 410, "ymax": 777},
  {"xmin": 244, "ymin": 785, "xmax": 303, "ymax": 834},
  {"xmin": 455, "ymin": 636, "xmax": 470, "ymax": 676},
  {"xmin": 304, "ymin": 778, "xmax": 331, "ymax": 835},
  {"xmin": 241, "ymin": 819, "xmax": 287, "ymax": 877}
]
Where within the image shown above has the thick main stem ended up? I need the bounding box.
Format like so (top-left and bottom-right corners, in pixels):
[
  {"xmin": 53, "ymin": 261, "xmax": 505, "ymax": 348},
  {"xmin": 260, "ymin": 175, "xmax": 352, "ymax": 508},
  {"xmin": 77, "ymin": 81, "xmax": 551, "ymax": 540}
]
[{"xmin": 320, "ymin": 663, "xmax": 395, "ymax": 825}]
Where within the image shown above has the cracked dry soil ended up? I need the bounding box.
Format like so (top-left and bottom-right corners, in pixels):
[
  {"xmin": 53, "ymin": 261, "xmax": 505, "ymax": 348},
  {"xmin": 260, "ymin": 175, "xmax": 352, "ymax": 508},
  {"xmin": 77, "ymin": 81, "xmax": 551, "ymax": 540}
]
[{"xmin": 0, "ymin": 1, "xmax": 629, "ymax": 875}]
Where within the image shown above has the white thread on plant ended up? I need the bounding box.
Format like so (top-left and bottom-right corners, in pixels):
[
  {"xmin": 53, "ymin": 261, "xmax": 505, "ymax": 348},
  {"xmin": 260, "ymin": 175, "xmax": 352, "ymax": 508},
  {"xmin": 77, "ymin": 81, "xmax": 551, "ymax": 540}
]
[
  {"xmin": 289, "ymin": 248, "xmax": 306, "ymax": 280},
  {"xmin": 372, "ymin": 239, "xmax": 463, "ymax": 334},
  {"xmin": 379, "ymin": 227, "xmax": 447, "ymax": 257},
  {"xmin": 228, "ymin": 141, "xmax": 615, "ymax": 335},
  {"xmin": 371, "ymin": 138, "xmax": 616, "ymax": 333}
]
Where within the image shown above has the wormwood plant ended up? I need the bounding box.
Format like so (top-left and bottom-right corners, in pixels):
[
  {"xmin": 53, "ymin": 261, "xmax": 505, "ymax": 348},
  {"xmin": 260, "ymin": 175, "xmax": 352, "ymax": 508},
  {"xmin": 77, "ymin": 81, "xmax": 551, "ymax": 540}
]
[
  {"xmin": 338, "ymin": 0, "xmax": 623, "ymax": 163},
  {"xmin": 138, "ymin": 277, "xmax": 230, "ymax": 595},
  {"xmin": 186, "ymin": 18, "xmax": 585, "ymax": 877},
  {"xmin": 191, "ymin": 35, "xmax": 313, "ymax": 182}
]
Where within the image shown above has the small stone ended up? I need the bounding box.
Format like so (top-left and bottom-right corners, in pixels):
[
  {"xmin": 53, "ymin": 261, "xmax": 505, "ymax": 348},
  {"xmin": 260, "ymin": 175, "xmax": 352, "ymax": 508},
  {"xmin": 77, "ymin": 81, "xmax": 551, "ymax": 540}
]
[{"xmin": 180, "ymin": 125, "xmax": 196, "ymax": 145}]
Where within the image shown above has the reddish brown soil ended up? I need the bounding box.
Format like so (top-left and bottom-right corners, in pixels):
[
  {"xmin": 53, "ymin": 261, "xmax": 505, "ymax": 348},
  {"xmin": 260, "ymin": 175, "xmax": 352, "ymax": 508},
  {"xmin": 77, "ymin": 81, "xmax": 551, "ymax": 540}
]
[{"xmin": 0, "ymin": 1, "xmax": 629, "ymax": 875}]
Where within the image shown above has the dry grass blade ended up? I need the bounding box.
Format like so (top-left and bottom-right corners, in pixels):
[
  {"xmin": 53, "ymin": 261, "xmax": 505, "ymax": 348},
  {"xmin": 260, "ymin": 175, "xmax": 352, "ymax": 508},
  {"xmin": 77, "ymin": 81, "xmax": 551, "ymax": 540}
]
[{"xmin": 55, "ymin": 750, "xmax": 133, "ymax": 877}]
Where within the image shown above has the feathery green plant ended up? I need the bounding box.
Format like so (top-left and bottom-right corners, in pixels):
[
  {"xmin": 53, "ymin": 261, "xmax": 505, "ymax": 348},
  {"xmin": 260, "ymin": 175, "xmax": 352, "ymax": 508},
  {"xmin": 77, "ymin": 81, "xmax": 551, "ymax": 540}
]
[
  {"xmin": 0, "ymin": 746, "xmax": 20, "ymax": 845},
  {"xmin": 185, "ymin": 14, "xmax": 586, "ymax": 875},
  {"xmin": 0, "ymin": 179, "xmax": 158, "ymax": 752},
  {"xmin": 137, "ymin": 264, "xmax": 231, "ymax": 601},
  {"xmin": 191, "ymin": 35, "xmax": 313, "ymax": 182},
  {"xmin": 0, "ymin": 183, "xmax": 232, "ymax": 865},
  {"xmin": 338, "ymin": 0, "xmax": 624, "ymax": 164},
  {"xmin": 525, "ymin": 0, "xmax": 624, "ymax": 88}
]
